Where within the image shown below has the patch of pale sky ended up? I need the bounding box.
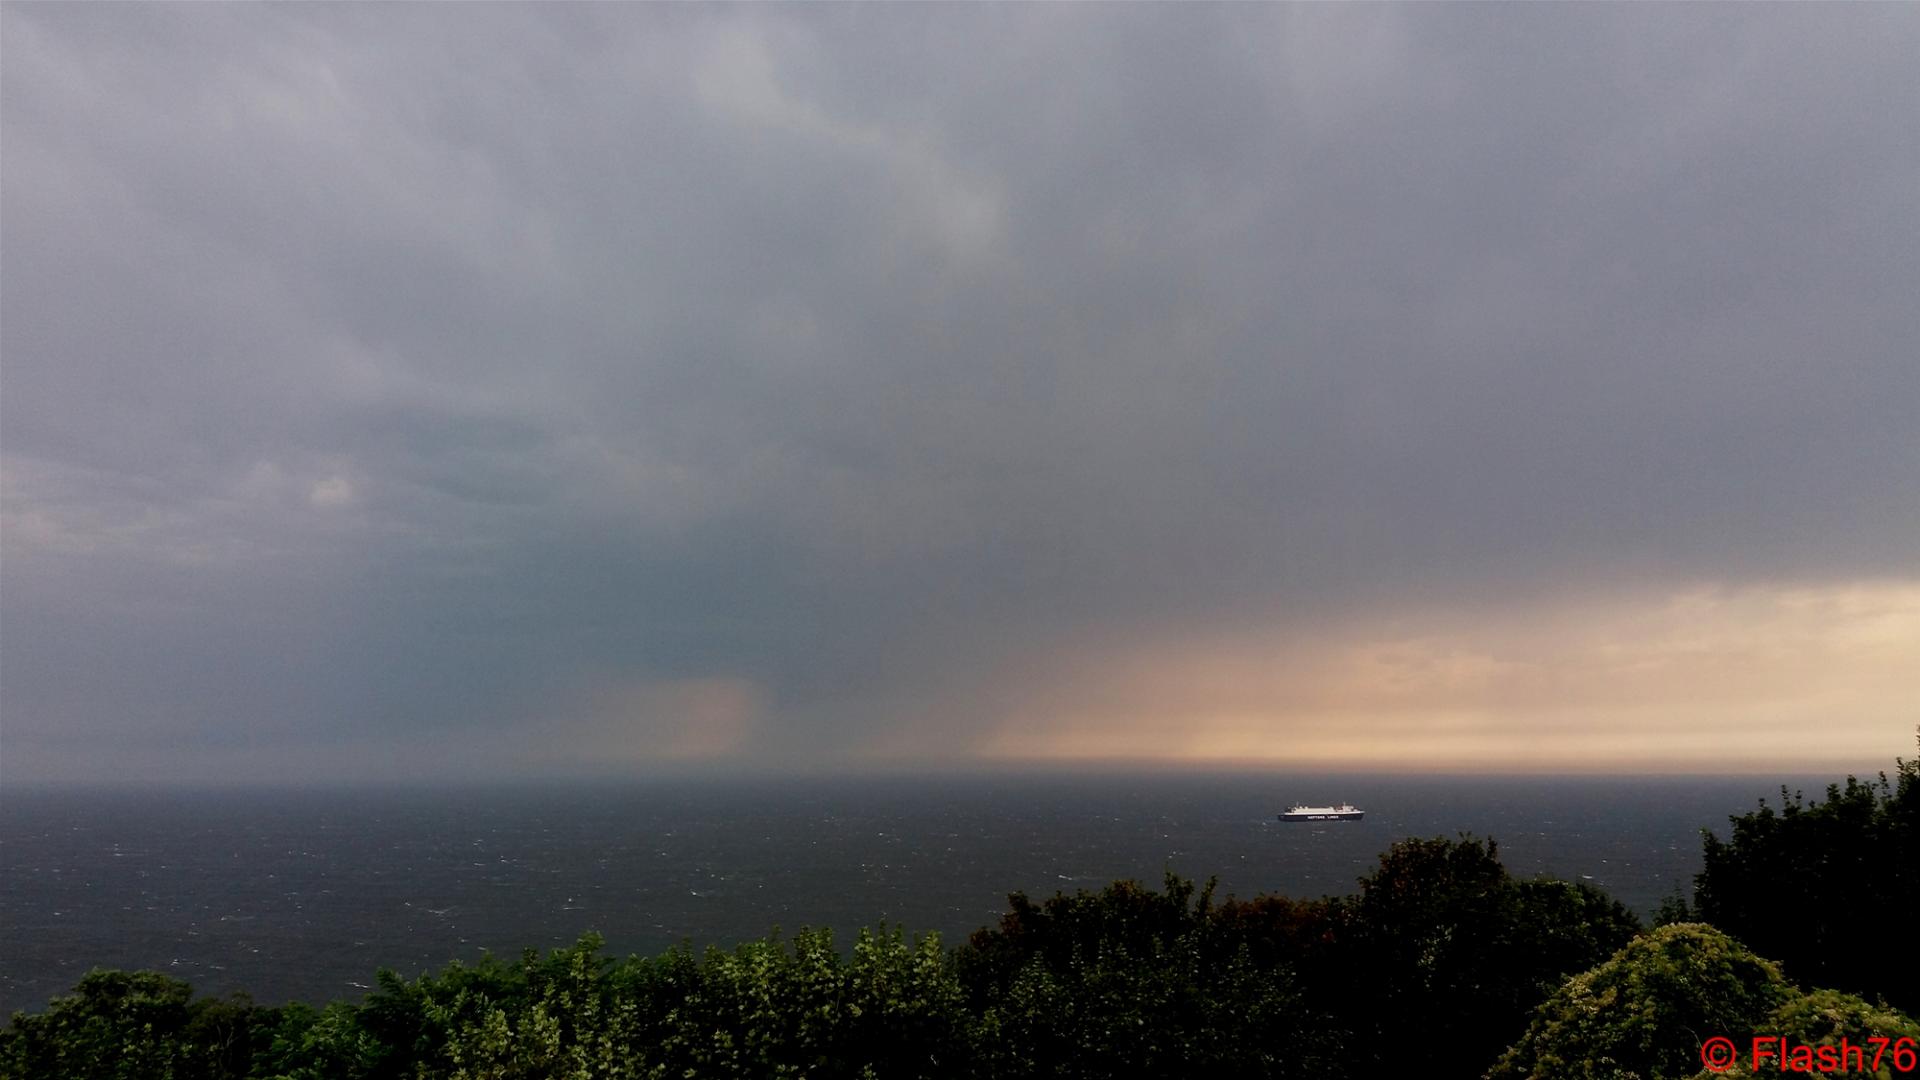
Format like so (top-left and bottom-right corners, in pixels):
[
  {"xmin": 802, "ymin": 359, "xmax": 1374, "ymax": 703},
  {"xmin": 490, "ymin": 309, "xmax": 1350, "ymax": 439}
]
[{"xmin": 973, "ymin": 580, "xmax": 1920, "ymax": 772}]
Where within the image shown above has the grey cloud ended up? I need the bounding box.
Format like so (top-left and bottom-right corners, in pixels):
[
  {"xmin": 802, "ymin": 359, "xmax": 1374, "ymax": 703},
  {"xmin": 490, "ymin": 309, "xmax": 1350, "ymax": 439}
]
[{"xmin": 3, "ymin": 4, "xmax": 1917, "ymax": 780}]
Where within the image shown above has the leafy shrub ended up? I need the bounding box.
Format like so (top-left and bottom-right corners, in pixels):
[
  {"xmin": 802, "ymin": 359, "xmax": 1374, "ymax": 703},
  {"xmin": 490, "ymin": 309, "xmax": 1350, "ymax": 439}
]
[
  {"xmin": 1683, "ymin": 988, "xmax": 1920, "ymax": 1079},
  {"xmin": 1487, "ymin": 923, "xmax": 1796, "ymax": 1080}
]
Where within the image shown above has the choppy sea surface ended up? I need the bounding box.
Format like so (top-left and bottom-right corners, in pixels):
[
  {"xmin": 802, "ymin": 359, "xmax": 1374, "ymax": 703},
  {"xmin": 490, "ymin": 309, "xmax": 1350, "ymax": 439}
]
[{"xmin": 0, "ymin": 771, "xmax": 1835, "ymax": 1016}]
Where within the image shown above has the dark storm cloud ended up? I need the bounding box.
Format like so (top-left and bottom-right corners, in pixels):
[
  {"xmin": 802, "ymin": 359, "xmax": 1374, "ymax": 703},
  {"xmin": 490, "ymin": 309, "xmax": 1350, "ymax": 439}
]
[{"xmin": 4, "ymin": 5, "xmax": 1917, "ymax": 780}]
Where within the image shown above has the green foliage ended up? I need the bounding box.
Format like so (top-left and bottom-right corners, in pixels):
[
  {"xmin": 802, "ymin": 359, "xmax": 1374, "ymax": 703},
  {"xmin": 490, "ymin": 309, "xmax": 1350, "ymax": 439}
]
[
  {"xmin": 257, "ymin": 1001, "xmax": 379, "ymax": 1080},
  {"xmin": 956, "ymin": 843, "xmax": 1639, "ymax": 1080},
  {"xmin": 402, "ymin": 933, "xmax": 639, "ymax": 1080},
  {"xmin": 956, "ymin": 874, "xmax": 1217, "ymax": 1007},
  {"xmin": 1683, "ymin": 988, "xmax": 1920, "ymax": 1079},
  {"xmin": 1694, "ymin": 731, "xmax": 1920, "ymax": 1013},
  {"xmin": 1344, "ymin": 836, "xmax": 1643, "ymax": 1076},
  {"xmin": 1491, "ymin": 922, "xmax": 1920, "ymax": 1080},
  {"xmin": 1652, "ymin": 887, "xmax": 1694, "ymax": 927},
  {"xmin": 644, "ymin": 926, "xmax": 967, "ymax": 1078},
  {"xmin": 1487, "ymin": 923, "xmax": 1797, "ymax": 1080},
  {"xmin": 0, "ymin": 970, "xmax": 280, "ymax": 1080},
  {"xmin": 332, "ymin": 928, "xmax": 967, "ymax": 1080},
  {"xmin": 961, "ymin": 874, "xmax": 1325, "ymax": 1078}
]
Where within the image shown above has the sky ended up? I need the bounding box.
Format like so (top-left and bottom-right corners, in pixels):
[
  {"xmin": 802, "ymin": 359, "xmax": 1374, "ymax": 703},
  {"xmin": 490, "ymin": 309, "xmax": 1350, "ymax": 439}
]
[{"xmin": 3, "ymin": 5, "xmax": 1917, "ymax": 785}]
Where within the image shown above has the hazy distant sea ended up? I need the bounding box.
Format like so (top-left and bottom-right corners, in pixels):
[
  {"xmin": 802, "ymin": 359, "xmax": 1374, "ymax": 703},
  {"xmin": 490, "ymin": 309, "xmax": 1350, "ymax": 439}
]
[{"xmin": 0, "ymin": 772, "xmax": 1835, "ymax": 1016}]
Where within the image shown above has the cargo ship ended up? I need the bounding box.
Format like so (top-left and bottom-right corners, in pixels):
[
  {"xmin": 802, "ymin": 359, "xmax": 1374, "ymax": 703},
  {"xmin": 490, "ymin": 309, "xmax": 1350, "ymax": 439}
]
[{"xmin": 1279, "ymin": 803, "xmax": 1364, "ymax": 822}]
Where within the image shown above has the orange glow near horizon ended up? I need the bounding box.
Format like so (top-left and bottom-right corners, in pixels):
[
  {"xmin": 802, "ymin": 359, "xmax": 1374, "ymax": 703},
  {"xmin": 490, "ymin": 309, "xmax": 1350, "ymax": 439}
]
[{"xmin": 969, "ymin": 579, "xmax": 1920, "ymax": 774}]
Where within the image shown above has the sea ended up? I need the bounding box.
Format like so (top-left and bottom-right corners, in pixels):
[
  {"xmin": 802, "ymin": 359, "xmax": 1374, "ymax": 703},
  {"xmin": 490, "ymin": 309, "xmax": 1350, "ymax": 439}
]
[{"xmin": 0, "ymin": 771, "xmax": 1839, "ymax": 1017}]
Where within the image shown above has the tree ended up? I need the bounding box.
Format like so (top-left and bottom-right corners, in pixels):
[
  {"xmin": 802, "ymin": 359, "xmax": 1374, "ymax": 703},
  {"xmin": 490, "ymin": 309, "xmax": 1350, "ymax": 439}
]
[
  {"xmin": 0, "ymin": 969, "xmax": 278, "ymax": 1080},
  {"xmin": 1342, "ymin": 836, "xmax": 1641, "ymax": 1077},
  {"xmin": 959, "ymin": 874, "xmax": 1322, "ymax": 1079},
  {"xmin": 1693, "ymin": 730, "xmax": 1920, "ymax": 1012}
]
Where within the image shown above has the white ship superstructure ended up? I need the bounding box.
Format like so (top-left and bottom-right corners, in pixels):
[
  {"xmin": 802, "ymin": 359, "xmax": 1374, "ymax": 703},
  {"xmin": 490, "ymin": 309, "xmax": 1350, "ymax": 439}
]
[{"xmin": 1279, "ymin": 804, "xmax": 1364, "ymax": 822}]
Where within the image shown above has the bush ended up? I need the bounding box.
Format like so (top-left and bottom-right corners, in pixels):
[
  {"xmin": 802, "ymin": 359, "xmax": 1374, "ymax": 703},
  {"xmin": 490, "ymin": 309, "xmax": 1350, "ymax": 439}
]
[
  {"xmin": 1488, "ymin": 923, "xmax": 1797, "ymax": 1080},
  {"xmin": 1684, "ymin": 988, "xmax": 1920, "ymax": 1079}
]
